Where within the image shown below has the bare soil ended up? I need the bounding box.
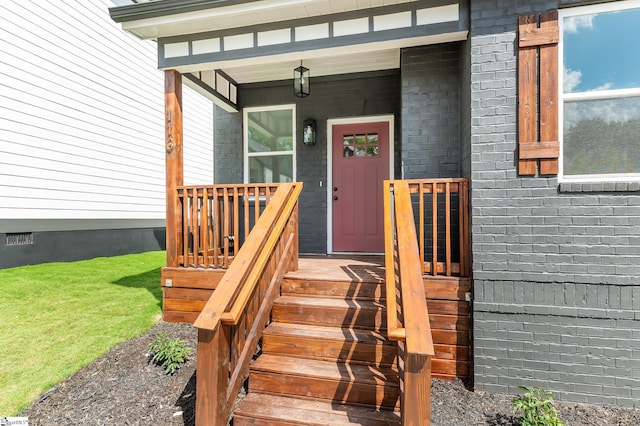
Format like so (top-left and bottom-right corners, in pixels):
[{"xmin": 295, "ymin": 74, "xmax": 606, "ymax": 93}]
[{"xmin": 22, "ymin": 321, "xmax": 640, "ymax": 425}]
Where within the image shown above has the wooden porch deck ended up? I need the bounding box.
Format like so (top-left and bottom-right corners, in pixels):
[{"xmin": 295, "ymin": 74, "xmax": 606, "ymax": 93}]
[
  {"xmin": 160, "ymin": 179, "xmax": 471, "ymax": 424},
  {"xmin": 288, "ymin": 254, "xmax": 386, "ymax": 282}
]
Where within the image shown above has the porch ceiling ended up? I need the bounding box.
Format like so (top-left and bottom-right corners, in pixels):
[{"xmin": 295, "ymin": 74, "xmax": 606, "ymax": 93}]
[
  {"xmin": 203, "ymin": 48, "xmax": 401, "ymax": 84},
  {"xmin": 111, "ymin": 0, "xmax": 468, "ymax": 108}
]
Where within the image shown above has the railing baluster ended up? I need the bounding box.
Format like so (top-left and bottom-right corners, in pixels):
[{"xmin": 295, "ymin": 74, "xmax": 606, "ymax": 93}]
[
  {"xmin": 182, "ymin": 189, "xmax": 190, "ymax": 267},
  {"xmin": 223, "ymin": 187, "xmax": 230, "ymax": 268},
  {"xmin": 254, "ymin": 185, "xmax": 260, "ymax": 225},
  {"xmin": 176, "ymin": 189, "xmax": 185, "ymax": 267},
  {"xmin": 419, "ymin": 182, "xmax": 425, "ymax": 276},
  {"xmin": 194, "ymin": 188, "xmax": 202, "ymax": 267},
  {"xmin": 213, "ymin": 188, "xmax": 220, "ymax": 269},
  {"xmin": 202, "ymin": 187, "xmax": 209, "ymax": 268},
  {"xmin": 445, "ymin": 182, "xmax": 451, "ymax": 276},
  {"xmin": 209, "ymin": 187, "xmax": 214, "ymax": 267},
  {"xmin": 462, "ymin": 180, "xmax": 470, "ymax": 276},
  {"xmin": 244, "ymin": 187, "xmax": 250, "ymax": 243},
  {"xmin": 432, "ymin": 182, "xmax": 438, "ymax": 276},
  {"xmin": 233, "ymin": 187, "xmax": 239, "ymax": 257},
  {"xmin": 290, "ymin": 202, "xmax": 299, "ymax": 271}
]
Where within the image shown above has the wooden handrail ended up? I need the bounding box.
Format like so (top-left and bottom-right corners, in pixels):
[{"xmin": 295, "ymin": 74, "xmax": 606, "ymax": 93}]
[
  {"xmin": 383, "ymin": 180, "xmax": 404, "ymax": 342},
  {"xmin": 193, "ymin": 182, "xmax": 302, "ymax": 426},
  {"xmin": 384, "ymin": 179, "xmax": 435, "ymax": 425}
]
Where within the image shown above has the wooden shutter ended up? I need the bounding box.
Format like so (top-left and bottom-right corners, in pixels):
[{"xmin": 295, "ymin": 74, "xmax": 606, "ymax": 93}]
[{"xmin": 517, "ymin": 11, "xmax": 559, "ymax": 176}]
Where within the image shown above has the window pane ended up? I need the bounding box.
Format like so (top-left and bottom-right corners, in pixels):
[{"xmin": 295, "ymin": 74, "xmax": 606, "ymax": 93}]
[
  {"xmin": 563, "ymin": 96, "xmax": 640, "ymax": 175},
  {"xmin": 247, "ymin": 109, "xmax": 293, "ymax": 152},
  {"xmin": 249, "ymin": 156, "xmax": 294, "ymax": 183},
  {"xmin": 563, "ymin": 7, "xmax": 640, "ymax": 93}
]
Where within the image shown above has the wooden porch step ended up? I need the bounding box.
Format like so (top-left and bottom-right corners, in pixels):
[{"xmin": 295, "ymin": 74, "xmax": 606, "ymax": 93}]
[
  {"xmin": 271, "ymin": 295, "xmax": 386, "ymax": 330},
  {"xmin": 281, "ymin": 277, "xmax": 384, "ymax": 300},
  {"xmin": 248, "ymin": 354, "xmax": 400, "ymax": 410},
  {"xmin": 262, "ymin": 322, "xmax": 470, "ymax": 377},
  {"xmin": 272, "ymin": 295, "xmax": 470, "ymax": 332},
  {"xmin": 262, "ymin": 322, "xmax": 396, "ymax": 366},
  {"xmin": 233, "ymin": 393, "xmax": 401, "ymax": 425}
]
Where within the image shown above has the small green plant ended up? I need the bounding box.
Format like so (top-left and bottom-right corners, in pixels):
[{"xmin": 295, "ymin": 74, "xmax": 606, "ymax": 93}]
[
  {"xmin": 147, "ymin": 333, "xmax": 192, "ymax": 375},
  {"xmin": 512, "ymin": 385, "xmax": 565, "ymax": 426}
]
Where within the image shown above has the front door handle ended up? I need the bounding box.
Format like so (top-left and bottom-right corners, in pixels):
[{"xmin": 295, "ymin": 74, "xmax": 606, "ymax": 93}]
[
  {"xmin": 333, "ymin": 187, "xmax": 338, "ymax": 191},
  {"xmin": 333, "ymin": 195, "xmax": 338, "ymax": 201}
]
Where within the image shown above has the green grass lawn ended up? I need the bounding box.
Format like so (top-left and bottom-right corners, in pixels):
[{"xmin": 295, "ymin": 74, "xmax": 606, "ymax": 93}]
[{"xmin": 0, "ymin": 251, "xmax": 166, "ymax": 415}]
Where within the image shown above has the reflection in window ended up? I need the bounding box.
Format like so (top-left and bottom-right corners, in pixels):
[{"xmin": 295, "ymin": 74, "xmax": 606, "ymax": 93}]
[
  {"xmin": 244, "ymin": 106, "xmax": 295, "ymax": 183},
  {"xmin": 564, "ymin": 97, "xmax": 640, "ymax": 175},
  {"xmin": 342, "ymin": 133, "xmax": 379, "ymax": 158},
  {"xmin": 249, "ymin": 156, "xmax": 294, "ymax": 183},
  {"xmin": 563, "ymin": 6, "xmax": 640, "ymax": 93},
  {"xmin": 560, "ymin": 2, "xmax": 640, "ymax": 181}
]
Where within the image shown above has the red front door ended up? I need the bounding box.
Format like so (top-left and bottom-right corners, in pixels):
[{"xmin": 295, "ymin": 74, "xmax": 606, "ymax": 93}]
[{"xmin": 332, "ymin": 121, "xmax": 390, "ymax": 252}]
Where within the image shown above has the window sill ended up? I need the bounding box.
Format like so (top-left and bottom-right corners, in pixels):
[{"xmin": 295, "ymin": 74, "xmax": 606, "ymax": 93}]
[{"xmin": 558, "ymin": 181, "xmax": 640, "ymax": 193}]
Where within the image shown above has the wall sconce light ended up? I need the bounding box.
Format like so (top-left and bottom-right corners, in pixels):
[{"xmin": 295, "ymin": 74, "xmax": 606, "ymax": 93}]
[
  {"xmin": 303, "ymin": 119, "xmax": 316, "ymax": 145},
  {"xmin": 294, "ymin": 61, "xmax": 310, "ymax": 98}
]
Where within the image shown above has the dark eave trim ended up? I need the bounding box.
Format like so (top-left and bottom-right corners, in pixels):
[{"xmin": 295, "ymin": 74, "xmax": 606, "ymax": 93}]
[{"xmin": 109, "ymin": 0, "xmax": 257, "ymax": 23}]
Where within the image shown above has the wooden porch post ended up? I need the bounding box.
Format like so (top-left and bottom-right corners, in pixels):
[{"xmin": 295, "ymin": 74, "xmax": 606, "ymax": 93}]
[{"xmin": 165, "ymin": 70, "xmax": 183, "ymax": 268}]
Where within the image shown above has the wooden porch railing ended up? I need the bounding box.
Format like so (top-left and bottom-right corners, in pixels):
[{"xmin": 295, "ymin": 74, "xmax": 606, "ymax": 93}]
[
  {"xmin": 389, "ymin": 178, "xmax": 470, "ymax": 277},
  {"xmin": 193, "ymin": 182, "xmax": 302, "ymax": 426},
  {"xmin": 384, "ymin": 180, "xmax": 435, "ymax": 425},
  {"xmin": 175, "ymin": 184, "xmax": 280, "ymax": 269}
]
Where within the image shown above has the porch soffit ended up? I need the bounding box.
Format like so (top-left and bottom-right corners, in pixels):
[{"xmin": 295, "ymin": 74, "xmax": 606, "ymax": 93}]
[
  {"xmin": 160, "ymin": 1, "xmax": 467, "ymax": 77},
  {"xmin": 111, "ymin": 0, "xmax": 468, "ymax": 110}
]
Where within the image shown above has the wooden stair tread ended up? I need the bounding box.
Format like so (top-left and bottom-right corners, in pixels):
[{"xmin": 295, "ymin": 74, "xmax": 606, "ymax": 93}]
[
  {"xmin": 272, "ymin": 296, "xmax": 386, "ymax": 330},
  {"xmin": 283, "ymin": 275, "xmax": 384, "ymax": 284},
  {"xmin": 250, "ymin": 354, "xmax": 399, "ymax": 385},
  {"xmin": 274, "ymin": 295, "xmax": 467, "ymax": 316},
  {"xmin": 274, "ymin": 295, "xmax": 384, "ymax": 310},
  {"xmin": 264, "ymin": 322, "xmax": 392, "ymax": 345},
  {"xmin": 234, "ymin": 393, "xmax": 400, "ymax": 425},
  {"xmin": 281, "ymin": 278, "xmax": 384, "ymax": 300},
  {"xmin": 262, "ymin": 322, "xmax": 397, "ymax": 366}
]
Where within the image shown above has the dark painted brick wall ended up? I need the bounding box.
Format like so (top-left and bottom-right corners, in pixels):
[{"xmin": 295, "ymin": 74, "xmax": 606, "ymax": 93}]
[
  {"xmin": 0, "ymin": 228, "xmax": 165, "ymax": 269},
  {"xmin": 213, "ymin": 71, "xmax": 401, "ymax": 253},
  {"xmin": 470, "ymin": 0, "xmax": 640, "ymax": 407},
  {"xmin": 401, "ymin": 44, "xmax": 461, "ymax": 179}
]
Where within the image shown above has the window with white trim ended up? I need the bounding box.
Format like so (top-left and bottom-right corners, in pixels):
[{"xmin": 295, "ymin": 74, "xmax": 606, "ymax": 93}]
[
  {"xmin": 243, "ymin": 105, "xmax": 296, "ymax": 183},
  {"xmin": 559, "ymin": 1, "xmax": 640, "ymax": 182}
]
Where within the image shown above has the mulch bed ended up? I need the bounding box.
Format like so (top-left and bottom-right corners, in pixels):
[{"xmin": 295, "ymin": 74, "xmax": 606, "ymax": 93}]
[{"xmin": 23, "ymin": 321, "xmax": 640, "ymax": 425}]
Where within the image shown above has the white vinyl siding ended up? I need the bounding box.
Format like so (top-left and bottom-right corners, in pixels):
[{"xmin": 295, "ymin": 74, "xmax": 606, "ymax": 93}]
[{"xmin": 0, "ymin": 0, "xmax": 213, "ymax": 225}]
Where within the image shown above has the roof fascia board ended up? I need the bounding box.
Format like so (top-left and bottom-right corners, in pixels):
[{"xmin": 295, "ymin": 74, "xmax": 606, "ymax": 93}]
[
  {"xmin": 161, "ymin": 0, "xmax": 459, "ymax": 43},
  {"xmin": 163, "ymin": 31, "xmax": 468, "ymax": 74},
  {"xmin": 109, "ymin": 0, "xmax": 256, "ymax": 23}
]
